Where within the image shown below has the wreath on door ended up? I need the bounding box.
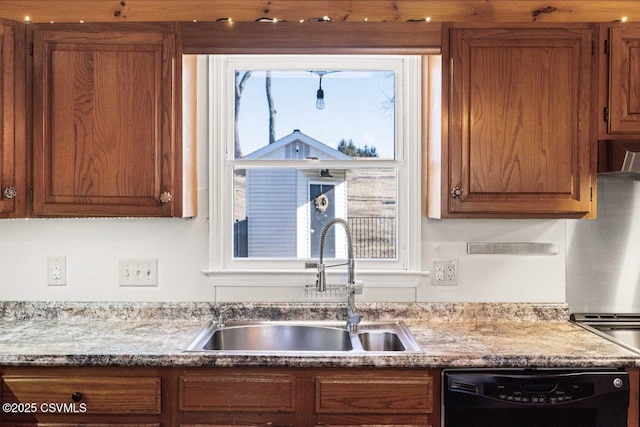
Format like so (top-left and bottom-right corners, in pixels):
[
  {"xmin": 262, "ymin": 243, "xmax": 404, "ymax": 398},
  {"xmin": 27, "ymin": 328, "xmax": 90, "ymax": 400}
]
[{"xmin": 314, "ymin": 194, "xmax": 329, "ymax": 212}]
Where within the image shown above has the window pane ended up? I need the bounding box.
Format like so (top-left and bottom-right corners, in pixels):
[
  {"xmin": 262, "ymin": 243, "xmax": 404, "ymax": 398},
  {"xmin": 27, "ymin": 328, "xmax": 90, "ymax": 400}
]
[
  {"xmin": 235, "ymin": 70, "xmax": 395, "ymax": 160},
  {"xmin": 233, "ymin": 168, "xmax": 397, "ymax": 259}
]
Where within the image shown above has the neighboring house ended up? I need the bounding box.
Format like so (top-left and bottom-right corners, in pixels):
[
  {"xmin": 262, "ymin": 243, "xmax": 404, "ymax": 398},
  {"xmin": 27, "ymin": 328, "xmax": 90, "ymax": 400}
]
[{"xmin": 241, "ymin": 130, "xmax": 352, "ymax": 258}]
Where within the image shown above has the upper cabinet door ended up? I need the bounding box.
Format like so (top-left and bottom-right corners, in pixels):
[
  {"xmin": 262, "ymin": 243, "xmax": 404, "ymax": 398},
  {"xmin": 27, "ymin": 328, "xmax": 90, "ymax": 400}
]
[
  {"xmin": 442, "ymin": 25, "xmax": 596, "ymax": 218},
  {"xmin": 605, "ymin": 25, "xmax": 640, "ymax": 136},
  {"xmin": 0, "ymin": 19, "xmax": 26, "ymax": 218},
  {"xmin": 32, "ymin": 23, "xmax": 189, "ymax": 217}
]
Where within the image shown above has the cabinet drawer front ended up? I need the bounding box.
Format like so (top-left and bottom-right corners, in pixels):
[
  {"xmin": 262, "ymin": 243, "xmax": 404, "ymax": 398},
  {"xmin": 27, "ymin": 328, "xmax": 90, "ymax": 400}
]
[
  {"xmin": 2, "ymin": 376, "xmax": 161, "ymax": 415},
  {"xmin": 179, "ymin": 375, "xmax": 296, "ymax": 412},
  {"xmin": 316, "ymin": 376, "xmax": 433, "ymax": 414},
  {"xmin": 7, "ymin": 425, "xmax": 159, "ymax": 427}
]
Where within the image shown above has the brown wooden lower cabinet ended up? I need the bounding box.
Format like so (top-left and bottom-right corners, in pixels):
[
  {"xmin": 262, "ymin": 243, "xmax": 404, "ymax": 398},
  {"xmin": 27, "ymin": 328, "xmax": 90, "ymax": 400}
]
[
  {"xmin": 177, "ymin": 368, "xmax": 438, "ymax": 426},
  {"xmin": 1, "ymin": 366, "xmax": 439, "ymax": 427},
  {"xmin": 4, "ymin": 366, "xmax": 640, "ymax": 426}
]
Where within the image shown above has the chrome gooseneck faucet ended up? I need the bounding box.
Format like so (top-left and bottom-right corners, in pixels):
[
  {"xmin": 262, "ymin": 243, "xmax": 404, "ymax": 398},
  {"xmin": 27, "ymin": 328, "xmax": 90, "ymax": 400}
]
[{"xmin": 306, "ymin": 218, "xmax": 362, "ymax": 331}]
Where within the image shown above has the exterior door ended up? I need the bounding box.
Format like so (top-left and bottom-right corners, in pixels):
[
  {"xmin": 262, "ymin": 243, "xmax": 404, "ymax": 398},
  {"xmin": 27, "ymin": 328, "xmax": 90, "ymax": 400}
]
[{"xmin": 309, "ymin": 183, "xmax": 335, "ymax": 258}]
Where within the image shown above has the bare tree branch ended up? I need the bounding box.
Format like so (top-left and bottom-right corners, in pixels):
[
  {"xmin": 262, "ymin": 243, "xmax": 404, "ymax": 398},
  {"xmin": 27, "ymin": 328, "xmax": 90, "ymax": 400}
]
[
  {"xmin": 266, "ymin": 71, "xmax": 277, "ymax": 144},
  {"xmin": 234, "ymin": 71, "xmax": 253, "ymax": 158}
]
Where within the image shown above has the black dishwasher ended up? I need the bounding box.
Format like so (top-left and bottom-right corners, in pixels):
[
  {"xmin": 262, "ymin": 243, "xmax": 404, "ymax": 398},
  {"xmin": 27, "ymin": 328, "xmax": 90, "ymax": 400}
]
[{"xmin": 443, "ymin": 369, "xmax": 629, "ymax": 427}]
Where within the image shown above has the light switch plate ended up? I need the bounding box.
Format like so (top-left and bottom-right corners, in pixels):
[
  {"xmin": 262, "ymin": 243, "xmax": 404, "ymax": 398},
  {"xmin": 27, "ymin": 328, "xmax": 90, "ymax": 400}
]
[{"xmin": 119, "ymin": 259, "xmax": 158, "ymax": 287}]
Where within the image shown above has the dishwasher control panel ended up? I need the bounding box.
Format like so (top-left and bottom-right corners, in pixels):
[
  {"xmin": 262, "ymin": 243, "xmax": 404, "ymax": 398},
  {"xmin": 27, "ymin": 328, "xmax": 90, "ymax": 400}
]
[{"xmin": 484, "ymin": 381, "xmax": 594, "ymax": 404}]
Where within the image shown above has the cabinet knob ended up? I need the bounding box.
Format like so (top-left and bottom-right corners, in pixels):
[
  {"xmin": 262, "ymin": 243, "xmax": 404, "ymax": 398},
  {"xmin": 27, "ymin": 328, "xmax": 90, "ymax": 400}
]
[
  {"xmin": 450, "ymin": 186, "xmax": 462, "ymax": 199},
  {"xmin": 3, "ymin": 186, "xmax": 17, "ymax": 199},
  {"xmin": 71, "ymin": 391, "xmax": 83, "ymax": 402},
  {"xmin": 159, "ymin": 191, "xmax": 173, "ymax": 204}
]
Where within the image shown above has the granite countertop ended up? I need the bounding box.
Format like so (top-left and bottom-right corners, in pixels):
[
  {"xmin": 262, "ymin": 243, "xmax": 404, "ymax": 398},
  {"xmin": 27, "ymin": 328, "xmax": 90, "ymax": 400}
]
[{"xmin": 0, "ymin": 302, "xmax": 637, "ymax": 368}]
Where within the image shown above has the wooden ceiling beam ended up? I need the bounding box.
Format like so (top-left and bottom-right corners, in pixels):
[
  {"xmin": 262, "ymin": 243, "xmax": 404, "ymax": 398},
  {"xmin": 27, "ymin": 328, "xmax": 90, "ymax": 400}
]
[
  {"xmin": 0, "ymin": 1, "xmax": 636, "ymax": 24},
  {"xmin": 182, "ymin": 22, "xmax": 441, "ymax": 54}
]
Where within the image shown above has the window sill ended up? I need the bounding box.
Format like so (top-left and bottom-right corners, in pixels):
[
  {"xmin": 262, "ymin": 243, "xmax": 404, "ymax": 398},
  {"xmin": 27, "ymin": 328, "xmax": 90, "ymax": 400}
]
[{"xmin": 202, "ymin": 269, "xmax": 427, "ymax": 287}]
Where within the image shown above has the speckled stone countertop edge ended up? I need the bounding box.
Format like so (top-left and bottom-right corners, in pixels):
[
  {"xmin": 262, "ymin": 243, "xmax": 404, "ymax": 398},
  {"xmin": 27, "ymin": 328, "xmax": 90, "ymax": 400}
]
[
  {"xmin": 0, "ymin": 301, "xmax": 570, "ymax": 322},
  {"xmin": 0, "ymin": 353, "xmax": 637, "ymax": 369}
]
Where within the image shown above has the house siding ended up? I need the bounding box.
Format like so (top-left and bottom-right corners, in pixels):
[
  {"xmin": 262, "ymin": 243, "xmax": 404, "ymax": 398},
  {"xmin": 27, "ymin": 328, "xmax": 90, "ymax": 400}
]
[{"xmin": 247, "ymin": 168, "xmax": 298, "ymax": 257}]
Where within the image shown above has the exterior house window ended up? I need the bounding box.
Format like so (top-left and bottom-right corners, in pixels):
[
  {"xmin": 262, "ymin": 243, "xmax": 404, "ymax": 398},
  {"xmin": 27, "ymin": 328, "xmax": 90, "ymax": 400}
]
[{"xmin": 205, "ymin": 55, "xmax": 424, "ymax": 288}]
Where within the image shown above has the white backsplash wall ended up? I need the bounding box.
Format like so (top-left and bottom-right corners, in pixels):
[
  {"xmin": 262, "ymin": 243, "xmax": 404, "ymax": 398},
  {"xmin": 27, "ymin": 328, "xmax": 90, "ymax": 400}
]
[
  {"xmin": 0, "ymin": 214, "xmax": 566, "ymax": 302},
  {"xmin": 0, "ymin": 204, "xmax": 211, "ymax": 302},
  {"xmin": 0, "ymin": 55, "xmax": 566, "ymax": 303},
  {"xmin": 420, "ymin": 218, "xmax": 566, "ymax": 303}
]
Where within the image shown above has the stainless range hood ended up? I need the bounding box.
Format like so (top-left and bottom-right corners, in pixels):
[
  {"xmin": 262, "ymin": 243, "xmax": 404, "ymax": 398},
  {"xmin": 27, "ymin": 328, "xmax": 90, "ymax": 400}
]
[
  {"xmin": 599, "ymin": 141, "xmax": 640, "ymax": 175},
  {"xmin": 620, "ymin": 149, "xmax": 640, "ymax": 173}
]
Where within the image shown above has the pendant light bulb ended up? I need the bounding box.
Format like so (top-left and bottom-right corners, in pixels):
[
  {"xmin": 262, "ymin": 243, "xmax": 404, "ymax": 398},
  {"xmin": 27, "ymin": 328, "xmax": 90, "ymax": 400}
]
[
  {"xmin": 315, "ymin": 73, "xmax": 325, "ymax": 110},
  {"xmin": 316, "ymin": 87, "xmax": 325, "ymax": 110}
]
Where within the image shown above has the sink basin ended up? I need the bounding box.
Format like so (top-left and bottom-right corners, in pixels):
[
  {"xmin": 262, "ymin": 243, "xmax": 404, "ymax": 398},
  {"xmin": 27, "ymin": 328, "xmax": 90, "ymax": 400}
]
[
  {"xmin": 358, "ymin": 331, "xmax": 405, "ymax": 352},
  {"xmin": 204, "ymin": 324, "xmax": 352, "ymax": 352},
  {"xmin": 185, "ymin": 320, "xmax": 420, "ymax": 353}
]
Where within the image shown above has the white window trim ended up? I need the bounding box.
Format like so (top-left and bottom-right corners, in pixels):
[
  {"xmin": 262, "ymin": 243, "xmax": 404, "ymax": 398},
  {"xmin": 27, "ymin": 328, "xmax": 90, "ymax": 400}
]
[{"xmin": 203, "ymin": 54, "xmax": 425, "ymax": 287}]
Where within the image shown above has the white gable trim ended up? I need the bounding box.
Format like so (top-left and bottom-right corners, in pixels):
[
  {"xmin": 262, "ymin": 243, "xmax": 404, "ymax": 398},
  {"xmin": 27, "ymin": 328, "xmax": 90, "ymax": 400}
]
[{"xmin": 243, "ymin": 130, "xmax": 353, "ymax": 160}]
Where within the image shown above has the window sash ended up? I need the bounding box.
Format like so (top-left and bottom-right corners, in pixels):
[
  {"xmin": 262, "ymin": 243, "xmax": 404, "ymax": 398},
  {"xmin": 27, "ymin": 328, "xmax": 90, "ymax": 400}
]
[{"xmin": 224, "ymin": 55, "xmax": 408, "ymax": 163}]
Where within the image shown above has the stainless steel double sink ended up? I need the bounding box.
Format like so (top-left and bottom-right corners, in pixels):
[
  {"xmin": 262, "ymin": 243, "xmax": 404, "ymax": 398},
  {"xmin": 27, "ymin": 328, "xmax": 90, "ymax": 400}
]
[{"xmin": 185, "ymin": 320, "xmax": 420, "ymax": 353}]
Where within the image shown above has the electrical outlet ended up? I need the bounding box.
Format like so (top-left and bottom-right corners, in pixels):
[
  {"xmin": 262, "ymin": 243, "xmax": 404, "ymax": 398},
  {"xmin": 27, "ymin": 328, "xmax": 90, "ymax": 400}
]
[
  {"xmin": 432, "ymin": 259, "xmax": 458, "ymax": 285},
  {"xmin": 119, "ymin": 259, "xmax": 158, "ymax": 287},
  {"xmin": 444, "ymin": 260, "xmax": 458, "ymax": 284},
  {"xmin": 47, "ymin": 256, "xmax": 66, "ymax": 286},
  {"xmin": 434, "ymin": 262, "xmax": 445, "ymax": 281}
]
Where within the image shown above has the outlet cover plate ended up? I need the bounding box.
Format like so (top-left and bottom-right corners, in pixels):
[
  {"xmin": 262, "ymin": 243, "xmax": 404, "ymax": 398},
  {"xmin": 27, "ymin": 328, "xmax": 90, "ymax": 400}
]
[
  {"xmin": 119, "ymin": 259, "xmax": 158, "ymax": 287},
  {"xmin": 47, "ymin": 256, "xmax": 66, "ymax": 286},
  {"xmin": 432, "ymin": 259, "xmax": 458, "ymax": 286}
]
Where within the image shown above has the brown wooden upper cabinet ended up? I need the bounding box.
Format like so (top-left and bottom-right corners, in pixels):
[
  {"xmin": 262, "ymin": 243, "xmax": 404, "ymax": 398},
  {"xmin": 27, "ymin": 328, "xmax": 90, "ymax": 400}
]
[
  {"xmin": 31, "ymin": 23, "xmax": 195, "ymax": 217},
  {"xmin": 433, "ymin": 24, "xmax": 597, "ymax": 218},
  {"xmin": 599, "ymin": 24, "xmax": 640, "ymax": 138},
  {"xmin": 0, "ymin": 19, "xmax": 26, "ymax": 218}
]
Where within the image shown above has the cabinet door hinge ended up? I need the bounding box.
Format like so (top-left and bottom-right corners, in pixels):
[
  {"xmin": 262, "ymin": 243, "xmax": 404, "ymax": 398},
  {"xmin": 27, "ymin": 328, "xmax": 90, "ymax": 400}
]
[
  {"xmin": 29, "ymin": 41, "xmax": 33, "ymax": 56},
  {"xmin": 604, "ymin": 107, "xmax": 609, "ymax": 122},
  {"xmin": 592, "ymin": 40, "xmax": 596, "ymax": 55},
  {"xmin": 590, "ymin": 187, "xmax": 593, "ymax": 202},
  {"xmin": 604, "ymin": 39, "xmax": 610, "ymax": 54},
  {"xmin": 29, "ymin": 189, "xmax": 33, "ymax": 202}
]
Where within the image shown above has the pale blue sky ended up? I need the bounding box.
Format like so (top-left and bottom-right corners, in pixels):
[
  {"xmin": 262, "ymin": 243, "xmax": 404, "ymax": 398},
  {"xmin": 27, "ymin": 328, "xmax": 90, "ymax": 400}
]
[{"xmin": 236, "ymin": 70, "xmax": 395, "ymax": 159}]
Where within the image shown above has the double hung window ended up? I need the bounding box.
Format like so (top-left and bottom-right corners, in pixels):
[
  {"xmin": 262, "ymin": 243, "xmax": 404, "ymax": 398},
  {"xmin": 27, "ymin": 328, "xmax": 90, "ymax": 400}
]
[{"xmin": 205, "ymin": 55, "xmax": 422, "ymax": 287}]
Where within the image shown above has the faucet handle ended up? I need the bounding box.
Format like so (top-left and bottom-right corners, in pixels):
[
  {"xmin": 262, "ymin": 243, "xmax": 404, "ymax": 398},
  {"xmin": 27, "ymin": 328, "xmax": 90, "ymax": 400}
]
[
  {"xmin": 215, "ymin": 306, "xmax": 232, "ymax": 328},
  {"xmin": 348, "ymin": 308, "xmax": 362, "ymax": 325}
]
